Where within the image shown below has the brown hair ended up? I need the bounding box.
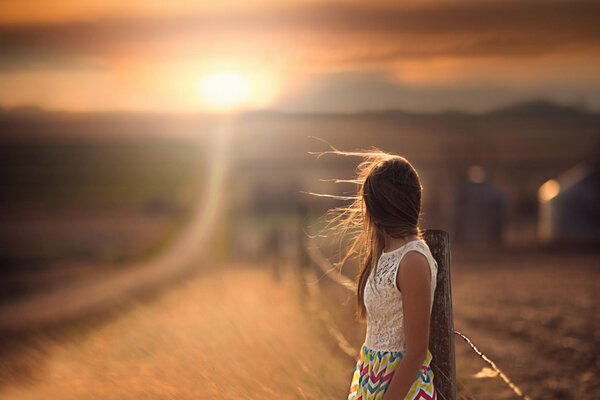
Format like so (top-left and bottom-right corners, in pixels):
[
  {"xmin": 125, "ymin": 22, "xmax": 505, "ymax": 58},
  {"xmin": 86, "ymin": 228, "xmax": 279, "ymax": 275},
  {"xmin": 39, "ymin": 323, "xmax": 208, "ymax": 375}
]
[{"xmin": 313, "ymin": 147, "xmax": 423, "ymax": 320}]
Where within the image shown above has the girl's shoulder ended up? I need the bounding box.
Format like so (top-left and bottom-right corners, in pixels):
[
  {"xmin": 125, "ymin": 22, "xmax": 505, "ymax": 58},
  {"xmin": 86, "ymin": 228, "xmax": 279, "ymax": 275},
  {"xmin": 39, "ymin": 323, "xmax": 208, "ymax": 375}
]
[
  {"xmin": 408, "ymin": 239, "xmax": 438, "ymax": 272},
  {"xmin": 391, "ymin": 239, "xmax": 438, "ymax": 286}
]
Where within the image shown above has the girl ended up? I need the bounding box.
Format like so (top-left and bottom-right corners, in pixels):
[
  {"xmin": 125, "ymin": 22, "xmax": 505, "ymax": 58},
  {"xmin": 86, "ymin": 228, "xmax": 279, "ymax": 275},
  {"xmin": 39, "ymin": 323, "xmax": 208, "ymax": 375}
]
[{"xmin": 320, "ymin": 149, "xmax": 438, "ymax": 400}]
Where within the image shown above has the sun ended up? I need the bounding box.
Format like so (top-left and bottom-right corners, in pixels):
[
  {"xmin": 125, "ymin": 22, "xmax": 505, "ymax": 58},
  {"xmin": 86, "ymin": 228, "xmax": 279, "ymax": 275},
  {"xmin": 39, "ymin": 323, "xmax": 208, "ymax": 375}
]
[{"xmin": 197, "ymin": 72, "xmax": 251, "ymax": 112}]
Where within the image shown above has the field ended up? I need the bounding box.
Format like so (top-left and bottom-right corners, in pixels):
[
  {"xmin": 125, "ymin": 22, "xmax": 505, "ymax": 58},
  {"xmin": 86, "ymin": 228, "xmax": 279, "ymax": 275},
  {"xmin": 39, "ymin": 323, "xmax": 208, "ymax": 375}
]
[
  {"xmin": 0, "ymin": 263, "xmax": 351, "ymax": 400},
  {"xmin": 0, "ymin": 140, "xmax": 203, "ymax": 302},
  {"xmin": 314, "ymin": 247, "xmax": 599, "ymax": 400},
  {"xmin": 450, "ymin": 249, "xmax": 598, "ymax": 399},
  {"xmin": 0, "ymin": 248, "xmax": 596, "ymax": 400}
]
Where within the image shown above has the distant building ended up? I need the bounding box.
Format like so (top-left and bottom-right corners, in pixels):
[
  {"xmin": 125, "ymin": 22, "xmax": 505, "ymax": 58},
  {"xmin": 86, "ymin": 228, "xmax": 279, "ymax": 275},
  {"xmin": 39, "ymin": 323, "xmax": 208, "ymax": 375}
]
[
  {"xmin": 538, "ymin": 161, "xmax": 600, "ymax": 245},
  {"xmin": 452, "ymin": 166, "xmax": 507, "ymax": 246}
]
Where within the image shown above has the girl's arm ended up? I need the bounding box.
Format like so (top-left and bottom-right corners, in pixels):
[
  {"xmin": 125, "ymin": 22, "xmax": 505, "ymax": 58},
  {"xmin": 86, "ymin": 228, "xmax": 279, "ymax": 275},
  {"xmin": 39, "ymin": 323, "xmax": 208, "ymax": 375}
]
[{"xmin": 382, "ymin": 251, "xmax": 432, "ymax": 400}]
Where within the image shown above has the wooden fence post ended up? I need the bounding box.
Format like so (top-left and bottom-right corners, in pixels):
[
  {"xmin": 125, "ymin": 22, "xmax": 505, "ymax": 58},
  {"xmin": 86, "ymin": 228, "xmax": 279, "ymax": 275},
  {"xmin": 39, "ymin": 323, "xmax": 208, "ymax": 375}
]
[{"xmin": 424, "ymin": 229, "xmax": 457, "ymax": 400}]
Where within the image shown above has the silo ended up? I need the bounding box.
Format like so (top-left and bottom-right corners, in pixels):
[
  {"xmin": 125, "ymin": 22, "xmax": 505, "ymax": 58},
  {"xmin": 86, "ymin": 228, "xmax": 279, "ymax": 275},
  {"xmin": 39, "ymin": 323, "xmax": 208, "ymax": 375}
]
[{"xmin": 538, "ymin": 161, "xmax": 600, "ymax": 245}]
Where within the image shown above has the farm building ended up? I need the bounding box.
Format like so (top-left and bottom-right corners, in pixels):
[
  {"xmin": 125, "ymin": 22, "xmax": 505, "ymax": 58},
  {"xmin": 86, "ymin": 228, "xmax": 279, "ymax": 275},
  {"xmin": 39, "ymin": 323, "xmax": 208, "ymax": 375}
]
[
  {"xmin": 538, "ymin": 161, "xmax": 600, "ymax": 245},
  {"xmin": 452, "ymin": 166, "xmax": 507, "ymax": 246}
]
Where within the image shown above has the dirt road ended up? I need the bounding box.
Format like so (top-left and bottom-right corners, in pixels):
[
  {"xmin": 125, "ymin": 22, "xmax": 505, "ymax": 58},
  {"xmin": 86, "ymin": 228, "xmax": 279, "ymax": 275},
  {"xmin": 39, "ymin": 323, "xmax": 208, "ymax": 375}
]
[{"xmin": 0, "ymin": 264, "xmax": 352, "ymax": 400}]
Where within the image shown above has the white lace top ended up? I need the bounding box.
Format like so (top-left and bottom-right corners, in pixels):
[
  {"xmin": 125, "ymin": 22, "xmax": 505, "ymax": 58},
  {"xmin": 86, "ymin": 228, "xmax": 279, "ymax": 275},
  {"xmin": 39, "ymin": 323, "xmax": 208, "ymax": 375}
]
[{"xmin": 363, "ymin": 239, "xmax": 438, "ymax": 352}]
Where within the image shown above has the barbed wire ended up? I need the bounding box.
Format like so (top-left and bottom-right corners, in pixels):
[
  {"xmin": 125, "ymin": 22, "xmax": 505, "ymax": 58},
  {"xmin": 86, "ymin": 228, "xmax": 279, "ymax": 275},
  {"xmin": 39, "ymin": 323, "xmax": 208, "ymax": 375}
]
[
  {"xmin": 305, "ymin": 244, "xmax": 356, "ymax": 291},
  {"xmin": 302, "ymin": 266, "xmax": 358, "ymax": 359},
  {"xmin": 453, "ymin": 330, "xmax": 532, "ymax": 400}
]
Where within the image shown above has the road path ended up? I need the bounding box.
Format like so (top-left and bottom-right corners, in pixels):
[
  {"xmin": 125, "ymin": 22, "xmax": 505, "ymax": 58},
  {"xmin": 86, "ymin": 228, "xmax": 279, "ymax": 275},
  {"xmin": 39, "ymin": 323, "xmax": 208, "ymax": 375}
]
[{"xmin": 0, "ymin": 264, "xmax": 352, "ymax": 400}]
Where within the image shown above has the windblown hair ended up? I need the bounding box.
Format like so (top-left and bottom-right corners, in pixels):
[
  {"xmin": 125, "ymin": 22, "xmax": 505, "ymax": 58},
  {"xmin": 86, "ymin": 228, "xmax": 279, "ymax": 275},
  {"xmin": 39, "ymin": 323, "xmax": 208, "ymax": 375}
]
[{"xmin": 313, "ymin": 146, "xmax": 424, "ymax": 320}]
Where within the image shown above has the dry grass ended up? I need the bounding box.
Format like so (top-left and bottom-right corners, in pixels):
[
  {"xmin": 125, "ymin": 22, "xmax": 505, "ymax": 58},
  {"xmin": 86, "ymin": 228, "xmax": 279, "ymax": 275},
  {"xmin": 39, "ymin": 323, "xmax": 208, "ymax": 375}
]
[{"xmin": 0, "ymin": 264, "xmax": 351, "ymax": 399}]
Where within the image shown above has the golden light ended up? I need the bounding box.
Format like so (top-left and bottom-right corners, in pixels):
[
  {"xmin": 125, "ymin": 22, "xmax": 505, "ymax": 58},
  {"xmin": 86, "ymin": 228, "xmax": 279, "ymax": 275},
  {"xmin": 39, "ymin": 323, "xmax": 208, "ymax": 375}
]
[
  {"xmin": 197, "ymin": 72, "xmax": 251, "ymax": 112},
  {"xmin": 538, "ymin": 179, "xmax": 560, "ymax": 202}
]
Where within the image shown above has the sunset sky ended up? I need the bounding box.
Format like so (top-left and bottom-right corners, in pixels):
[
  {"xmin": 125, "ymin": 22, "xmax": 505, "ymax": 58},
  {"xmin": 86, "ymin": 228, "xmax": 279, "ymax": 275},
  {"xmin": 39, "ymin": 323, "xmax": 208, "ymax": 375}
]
[{"xmin": 0, "ymin": 0, "xmax": 599, "ymax": 113}]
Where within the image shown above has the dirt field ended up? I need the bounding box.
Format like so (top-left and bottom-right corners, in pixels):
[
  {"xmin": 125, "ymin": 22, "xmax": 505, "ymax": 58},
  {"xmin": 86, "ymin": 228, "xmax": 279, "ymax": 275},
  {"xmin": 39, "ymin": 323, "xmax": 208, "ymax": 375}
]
[
  {"xmin": 451, "ymin": 250, "xmax": 599, "ymax": 400},
  {"xmin": 314, "ymin": 248, "xmax": 599, "ymax": 400}
]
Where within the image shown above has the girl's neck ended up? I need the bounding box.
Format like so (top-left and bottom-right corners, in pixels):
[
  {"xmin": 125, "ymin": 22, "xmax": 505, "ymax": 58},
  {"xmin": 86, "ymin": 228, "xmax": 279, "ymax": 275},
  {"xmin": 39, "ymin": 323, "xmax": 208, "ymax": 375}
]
[{"xmin": 382, "ymin": 234, "xmax": 419, "ymax": 253}]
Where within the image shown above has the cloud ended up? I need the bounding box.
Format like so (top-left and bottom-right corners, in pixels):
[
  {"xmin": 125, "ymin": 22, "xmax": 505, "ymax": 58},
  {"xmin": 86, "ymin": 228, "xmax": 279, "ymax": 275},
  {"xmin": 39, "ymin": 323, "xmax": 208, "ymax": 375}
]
[
  {"xmin": 0, "ymin": 0, "xmax": 598, "ymax": 72},
  {"xmin": 274, "ymin": 70, "xmax": 600, "ymax": 113}
]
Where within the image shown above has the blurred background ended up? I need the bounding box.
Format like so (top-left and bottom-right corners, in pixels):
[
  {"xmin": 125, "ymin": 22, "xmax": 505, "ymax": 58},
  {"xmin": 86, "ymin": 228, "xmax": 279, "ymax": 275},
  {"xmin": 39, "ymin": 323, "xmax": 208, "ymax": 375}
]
[{"xmin": 0, "ymin": 1, "xmax": 598, "ymax": 399}]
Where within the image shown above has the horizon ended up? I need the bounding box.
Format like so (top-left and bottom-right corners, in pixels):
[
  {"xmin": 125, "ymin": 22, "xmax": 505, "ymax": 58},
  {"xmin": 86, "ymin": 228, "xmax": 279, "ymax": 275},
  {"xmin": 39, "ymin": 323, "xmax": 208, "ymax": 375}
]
[{"xmin": 1, "ymin": 98, "xmax": 597, "ymax": 117}]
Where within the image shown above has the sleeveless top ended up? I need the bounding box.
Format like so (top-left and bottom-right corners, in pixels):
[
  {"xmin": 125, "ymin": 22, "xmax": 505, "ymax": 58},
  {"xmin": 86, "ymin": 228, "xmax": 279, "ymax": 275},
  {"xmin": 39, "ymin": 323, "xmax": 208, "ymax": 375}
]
[{"xmin": 363, "ymin": 238, "xmax": 438, "ymax": 352}]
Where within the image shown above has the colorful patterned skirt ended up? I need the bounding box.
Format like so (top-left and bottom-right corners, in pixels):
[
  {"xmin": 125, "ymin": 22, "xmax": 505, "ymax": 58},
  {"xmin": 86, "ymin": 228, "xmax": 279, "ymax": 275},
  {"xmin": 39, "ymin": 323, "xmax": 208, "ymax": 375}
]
[{"xmin": 347, "ymin": 344, "xmax": 437, "ymax": 400}]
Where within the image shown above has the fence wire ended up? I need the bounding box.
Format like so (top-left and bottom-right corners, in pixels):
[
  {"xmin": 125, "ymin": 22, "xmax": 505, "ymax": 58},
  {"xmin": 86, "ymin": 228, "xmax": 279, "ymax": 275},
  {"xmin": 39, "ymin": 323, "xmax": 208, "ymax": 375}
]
[
  {"xmin": 453, "ymin": 330, "xmax": 532, "ymax": 400},
  {"xmin": 302, "ymin": 266, "xmax": 358, "ymax": 359}
]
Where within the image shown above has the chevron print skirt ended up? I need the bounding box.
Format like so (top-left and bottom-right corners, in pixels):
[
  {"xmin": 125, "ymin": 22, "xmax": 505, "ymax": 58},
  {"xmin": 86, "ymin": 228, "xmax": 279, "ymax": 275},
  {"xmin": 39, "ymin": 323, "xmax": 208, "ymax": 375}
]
[{"xmin": 347, "ymin": 344, "xmax": 436, "ymax": 400}]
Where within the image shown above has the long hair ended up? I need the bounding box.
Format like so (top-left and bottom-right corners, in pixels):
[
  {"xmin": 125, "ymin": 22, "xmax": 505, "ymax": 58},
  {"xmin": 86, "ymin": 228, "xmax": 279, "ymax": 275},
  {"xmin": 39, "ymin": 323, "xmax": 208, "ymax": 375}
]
[{"xmin": 313, "ymin": 146, "xmax": 424, "ymax": 320}]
